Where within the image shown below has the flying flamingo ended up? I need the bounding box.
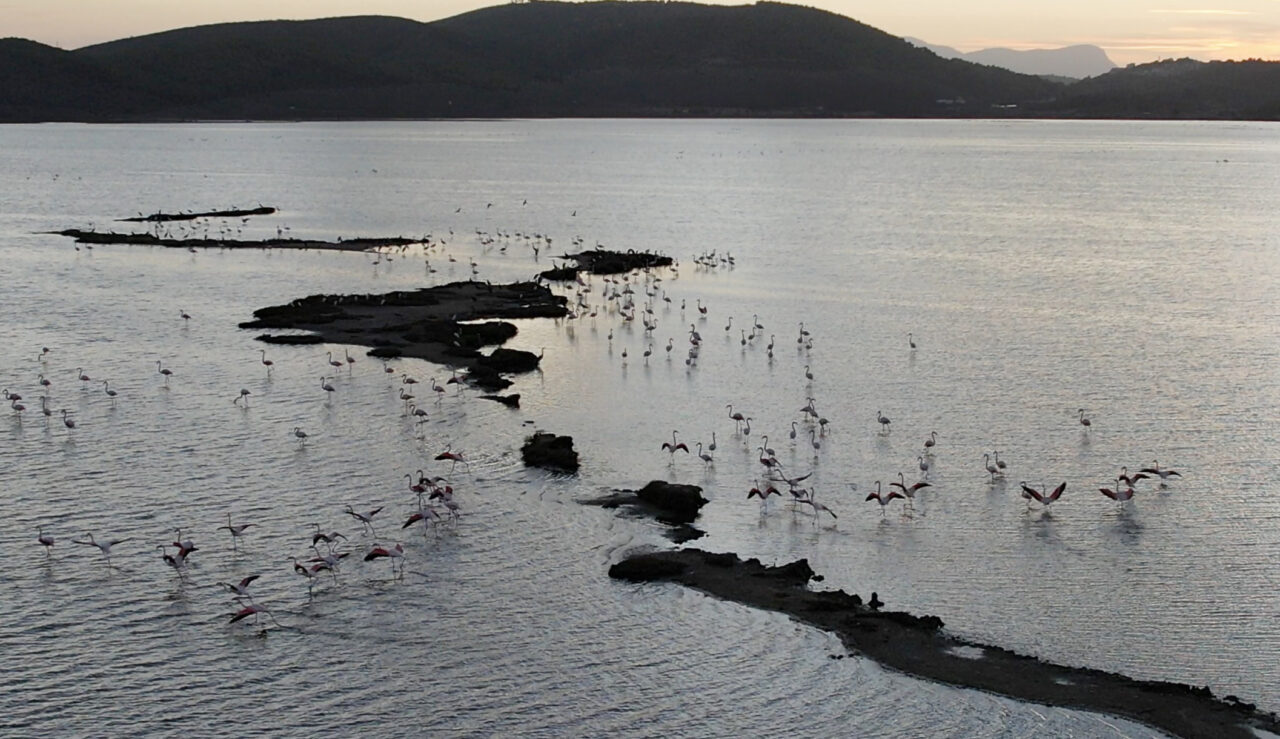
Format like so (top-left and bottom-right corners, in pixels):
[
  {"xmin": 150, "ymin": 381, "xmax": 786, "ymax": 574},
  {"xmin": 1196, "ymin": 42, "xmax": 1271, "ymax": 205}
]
[
  {"xmin": 155, "ymin": 361, "xmax": 173, "ymax": 386},
  {"xmin": 798, "ymin": 496, "xmax": 838, "ymax": 520},
  {"xmin": 73, "ymin": 533, "xmax": 130, "ymax": 565},
  {"xmin": 228, "ymin": 604, "xmax": 278, "ymax": 629},
  {"xmin": 866, "ymin": 482, "xmax": 905, "ymax": 516},
  {"xmin": 1139, "ymin": 461, "xmax": 1182, "ymax": 488}
]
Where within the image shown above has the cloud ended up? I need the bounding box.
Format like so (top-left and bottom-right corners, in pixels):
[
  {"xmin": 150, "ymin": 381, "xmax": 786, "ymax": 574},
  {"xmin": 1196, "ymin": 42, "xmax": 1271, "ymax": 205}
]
[{"xmin": 1150, "ymin": 8, "xmax": 1255, "ymax": 14}]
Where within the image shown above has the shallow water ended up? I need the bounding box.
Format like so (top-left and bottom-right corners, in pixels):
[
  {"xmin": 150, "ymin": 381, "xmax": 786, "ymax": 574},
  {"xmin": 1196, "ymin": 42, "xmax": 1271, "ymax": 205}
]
[{"xmin": 1, "ymin": 119, "xmax": 1277, "ymax": 735}]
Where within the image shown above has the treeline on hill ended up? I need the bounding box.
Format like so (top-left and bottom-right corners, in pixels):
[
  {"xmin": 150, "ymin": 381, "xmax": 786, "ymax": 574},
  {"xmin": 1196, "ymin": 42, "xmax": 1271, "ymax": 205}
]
[{"xmin": 1, "ymin": 1, "xmax": 1277, "ymax": 121}]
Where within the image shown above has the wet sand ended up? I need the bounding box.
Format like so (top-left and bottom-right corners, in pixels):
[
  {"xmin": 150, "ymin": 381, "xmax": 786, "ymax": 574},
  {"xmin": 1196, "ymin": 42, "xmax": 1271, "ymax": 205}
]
[{"xmin": 610, "ymin": 548, "xmax": 1280, "ymax": 739}]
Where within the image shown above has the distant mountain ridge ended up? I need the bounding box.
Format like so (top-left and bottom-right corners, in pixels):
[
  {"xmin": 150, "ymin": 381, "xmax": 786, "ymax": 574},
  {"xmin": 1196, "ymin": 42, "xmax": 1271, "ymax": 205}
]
[
  {"xmin": 0, "ymin": 1, "xmax": 1275, "ymax": 121},
  {"xmin": 907, "ymin": 38, "xmax": 1116, "ymax": 79}
]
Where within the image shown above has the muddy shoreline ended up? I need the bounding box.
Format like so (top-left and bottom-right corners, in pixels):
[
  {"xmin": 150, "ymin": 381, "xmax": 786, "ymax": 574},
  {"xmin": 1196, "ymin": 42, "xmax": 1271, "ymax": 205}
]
[{"xmin": 610, "ymin": 548, "xmax": 1280, "ymax": 739}]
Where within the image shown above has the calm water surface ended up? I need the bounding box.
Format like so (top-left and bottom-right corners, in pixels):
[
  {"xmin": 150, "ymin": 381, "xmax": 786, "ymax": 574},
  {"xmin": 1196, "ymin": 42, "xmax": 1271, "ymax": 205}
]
[{"xmin": 1, "ymin": 119, "xmax": 1277, "ymax": 736}]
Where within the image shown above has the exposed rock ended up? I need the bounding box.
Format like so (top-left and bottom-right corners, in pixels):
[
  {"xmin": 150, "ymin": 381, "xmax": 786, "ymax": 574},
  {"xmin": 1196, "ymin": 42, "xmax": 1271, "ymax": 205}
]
[
  {"xmin": 477, "ymin": 347, "xmax": 541, "ymax": 374},
  {"xmin": 256, "ymin": 333, "xmax": 324, "ymax": 345},
  {"xmin": 538, "ymin": 248, "xmax": 674, "ymax": 281},
  {"xmin": 479, "ymin": 393, "xmax": 520, "ymax": 408},
  {"xmin": 608, "ymin": 556, "xmax": 688, "ymax": 582},
  {"xmin": 118, "ymin": 205, "xmax": 276, "ymax": 222},
  {"xmin": 521, "ymin": 432, "xmax": 579, "ymax": 473},
  {"xmin": 635, "ymin": 480, "xmax": 708, "ymax": 523}
]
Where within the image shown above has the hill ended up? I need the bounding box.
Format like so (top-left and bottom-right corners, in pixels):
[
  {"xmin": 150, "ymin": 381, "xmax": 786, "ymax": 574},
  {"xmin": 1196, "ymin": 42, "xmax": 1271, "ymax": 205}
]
[
  {"xmin": 0, "ymin": 2, "xmax": 1276, "ymax": 121},
  {"xmin": 1047, "ymin": 58, "xmax": 1280, "ymax": 118},
  {"xmin": 907, "ymin": 39, "xmax": 1116, "ymax": 79}
]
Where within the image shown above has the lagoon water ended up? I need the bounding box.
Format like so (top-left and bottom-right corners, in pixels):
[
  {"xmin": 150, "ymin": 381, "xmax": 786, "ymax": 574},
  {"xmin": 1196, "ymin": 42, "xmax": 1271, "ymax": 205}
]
[{"xmin": 1, "ymin": 120, "xmax": 1277, "ymax": 736}]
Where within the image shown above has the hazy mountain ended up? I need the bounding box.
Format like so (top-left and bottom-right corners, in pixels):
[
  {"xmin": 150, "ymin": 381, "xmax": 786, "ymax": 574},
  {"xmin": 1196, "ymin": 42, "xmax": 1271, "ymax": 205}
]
[
  {"xmin": 0, "ymin": 2, "xmax": 1274, "ymax": 122},
  {"xmin": 907, "ymin": 38, "xmax": 1116, "ymax": 79}
]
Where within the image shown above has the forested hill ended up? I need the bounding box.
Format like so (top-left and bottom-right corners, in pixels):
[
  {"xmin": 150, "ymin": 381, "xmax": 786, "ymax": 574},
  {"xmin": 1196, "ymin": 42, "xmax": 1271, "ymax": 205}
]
[{"xmin": 1, "ymin": 1, "xmax": 1276, "ymax": 121}]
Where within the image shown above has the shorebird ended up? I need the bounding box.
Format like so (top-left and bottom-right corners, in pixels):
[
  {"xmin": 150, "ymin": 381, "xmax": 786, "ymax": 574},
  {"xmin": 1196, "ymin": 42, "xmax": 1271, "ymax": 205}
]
[
  {"xmin": 875, "ymin": 410, "xmax": 891, "ymax": 434},
  {"xmin": 344, "ymin": 505, "xmax": 383, "ymax": 535},
  {"xmin": 155, "ymin": 360, "xmax": 173, "ymax": 386},
  {"xmin": 1078, "ymin": 408, "xmax": 1092, "ymax": 429},
  {"xmin": 217, "ymin": 513, "xmax": 254, "ymax": 550},
  {"xmin": 219, "ymin": 574, "xmax": 261, "ymax": 599},
  {"xmin": 37, "ymin": 526, "xmax": 55, "ymax": 555},
  {"xmin": 364, "ymin": 543, "xmax": 406, "ymax": 577},
  {"xmin": 234, "ymin": 388, "xmax": 251, "ymax": 406}
]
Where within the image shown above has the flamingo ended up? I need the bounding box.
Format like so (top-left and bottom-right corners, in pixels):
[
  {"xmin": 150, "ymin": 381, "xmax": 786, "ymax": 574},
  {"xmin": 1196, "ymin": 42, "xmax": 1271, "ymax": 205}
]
[
  {"xmin": 1118, "ymin": 466, "xmax": 1149, "ymax": 487},
  {"xmin": 798, "ymin": 322, "xmax": 810, "ymax": 343},
  {"xmin": 918, "ymin": 455, "xmax": 930, "ymax": 477},
  {"xmin": 364, "ymin": 543, "xmax": 406, "ymax": 577},
  {"xmin": 983, "ymin": 453, "xmax": 1001, "ymax": 482},
  {"xmin": 101, "ymin": 380, "xmax": 118, "ymax": 402},
  {"xmin": 77, "ymin": 368, "xmax": 91, "ymax": 382},
  {"xmin": 179, "ymin": 309, "xmax": 191, "ymax": 321},
  {"xmin": 292, "ymin": 426, "xmax": 309, "ymax": 443},
  {"xmin": 661, "ymin": 430, "xmax": 690, "ymax": 456},
  {"xmin": 1020, "ymin": 481, "xmax": 1066, "ymax": 509},
  {"xmin": 798, "ymin": 496, "xmax": 838, "ymax": 520},
  {"xmin": 866, "ymin": 482, "xmax": 904, "ymax": 516},
  {"xmin": 60, "ymin": 409, "xmax": 76, "ymax": 429},
  {"xmin": 320, "ymin": 376, "xmax": 336, "ymax": 394},
  {"xmin": 73, "ymin": 533, "xmax": 130, "ymax": 564},
  {"xmin": 890, "ymin": 472, "xmax": 932, "ymax": 508},
  {"xmin": 259, "ymin": 349, "xmax": 274, "ymax": 374},
  {"xmin": 228, "ymin": 604, "xmax": 277, "ymax": 628},
  {"xmin": 742, "ymin": 417, "xmax": 752, "ymax": 436},
  {"xmin": 908, "ymin": 332, "xmax": 916, "ymax": 349},
  {"xmin": 155, "ymin": 361, "xmax": 173, "ymax": 386},
  {"xmin": 1078, "ymin": 408, "xmax": 1092, "ymax": 429},
  {"xmin": 399, "ymin": 387, "xmax": 415, "ymax": 404},
  {"xmin": 234, "ymin": 388, "xmax": 251, "ymax": 406},
  {"xmin": 429, "ymin": 378, "xmax": 447, "ymax": 399},
  {"xmin": 1139, "ymin": 461, "xmax": 1182, "ymax": 488},
  {"xmin": 10, "ymin": 398, "xmax": 25, "ymax": 415},
  {"xmin": 344, "ymin": 349, "xmax": 356, "ymax": 370},
  {"xmin": 37, "ymin": 374, "xmax": 52, "ymax": 391},
  {"xmin": 309, "ymin": 525, "xmax": 347, "ymax": 548},
  {"xmin": 403, "ymin": 506, "xmax": 441, "ymax": 532},
  {"xmin": 809, "ymin": 430, "xmax": 821, "ymax": 453},
  {"xmin": 435, "ymin": 445, "xmax": 468, "ymax": 471},
  {"xmin": 344, "ymin": 505, "xmax": 383, "ymax": 534},
  {"xmin": 217, "ymin": 513, "xmax": 254, "ymax": 550},
  {"xmin": 157, "ymin": 545, "xmax": 193, "ymax": 579},
  {"xmin": 1099, "ymin": 483, "xmax": 1135, "ymax": 503},
  {"xmin": 876, "ymin": 410, "xmax": 891, "ymax": 434},
  {"xmin": 695, "ymin": 442, "xmax": 713, "ymax": 466},
  {"xmin": 219, "ymin": 574, "xmax": 261, "ymax": 599},
  {"xmin": 37, "ymin": 526, "xmax": 55, "ymax": 555},
  {"xmin": 804, "ymin": 365, "xmax": 814, "ymax": 382},
  {"xmin": 993, "ymin": 450, "xmax": 1008, "ymax": 474},
  {"xmin": 923, "ymin": 431, "xmax": 937, "ymax": 453},
  {"xmin": 39, "ymin": 395, "xmax": 53, "ymax": 420},
  {"xmin": 747, "ymin": 479, "xmax": 781, "ymax": 501},
  {"xmin": 724, "ymin": 316, "xmax": 733, "ymax": 332},
  {"xmin": 758, "ymin": 446, "xmax": 779, "ymax": 469},
  {"xmin": 726, "ymin": 404, "xmax": 746, "ymax": 429},
  {"xmin": 708, "ymin": 431, "xmax": 717, "ymax": 453},
  {"xmin": 407, "ymin": 402, "xmax": 429, "ymax": 422},
  {"xmin": 326, "ymin": 351, "xmax": 343, "ymax": 369}
]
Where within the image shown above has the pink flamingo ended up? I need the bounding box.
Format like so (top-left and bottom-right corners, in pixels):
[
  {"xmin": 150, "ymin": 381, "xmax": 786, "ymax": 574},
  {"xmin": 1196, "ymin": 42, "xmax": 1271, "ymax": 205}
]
[{"xmin": 866, "ymin": 482, "xmax": 904, "ymax": 515}]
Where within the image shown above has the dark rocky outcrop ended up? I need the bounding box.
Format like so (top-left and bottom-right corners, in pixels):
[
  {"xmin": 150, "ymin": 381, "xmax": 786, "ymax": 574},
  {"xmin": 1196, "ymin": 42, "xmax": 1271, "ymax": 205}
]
[
  {"xmin": 635, "ymin": 480, "xmax": 708, "ymax": 523},
  {"xmin": 520, "ymin": 432, "xmax": 579, "ymax": 473},
  {"xmin": 240, "ymin": 281, "xmax": 566, "ymax": 390},
  {"xmin": 118, "ymin": 205, "xmax": 276, "ymax": 222},
  {"xmin": 610, "ymin": 548, "xmax": 1280, "ymax": 739},
  {"xmin": 51, "ymin": 229, "xmax": 417, "ymax": 252},
  {"xmin": 479, "ymin": 393, "xmax": 520, "ymax": 408},
  {"xmin": 539, "ymin": 248, "xmax": 674, "ymax": 281}
]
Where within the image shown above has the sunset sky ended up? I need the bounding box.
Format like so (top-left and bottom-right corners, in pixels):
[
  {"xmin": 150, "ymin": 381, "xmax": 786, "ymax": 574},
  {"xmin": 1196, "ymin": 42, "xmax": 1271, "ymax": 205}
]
[{"xmin": 4, "ymin": 0, "xmax": 1277, "ymax": 66}]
